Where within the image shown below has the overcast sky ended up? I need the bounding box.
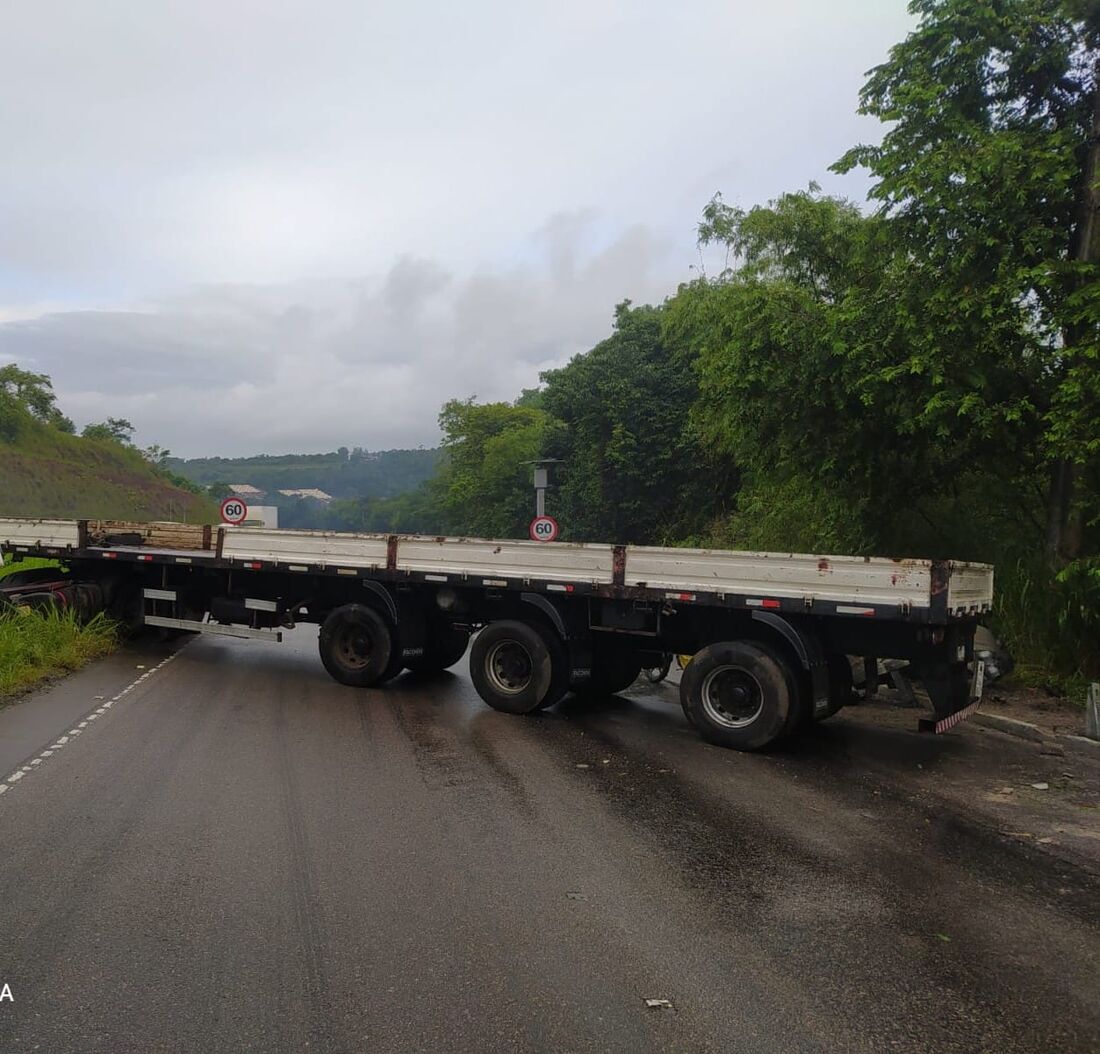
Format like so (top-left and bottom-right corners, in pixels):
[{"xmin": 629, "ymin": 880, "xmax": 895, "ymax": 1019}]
[{"xmin": 0, "ymin": 1, "xmax": 912, "ymax": 457}]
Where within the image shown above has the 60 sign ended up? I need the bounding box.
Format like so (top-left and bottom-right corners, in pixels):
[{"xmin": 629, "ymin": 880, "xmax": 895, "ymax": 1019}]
[
  {"xmin": 220, "ymin": 498, "xmax": 249, "ymax": 525},
  {"xmin": 529, "ymin": 515, "xmax": 559, "ymax": 543}
]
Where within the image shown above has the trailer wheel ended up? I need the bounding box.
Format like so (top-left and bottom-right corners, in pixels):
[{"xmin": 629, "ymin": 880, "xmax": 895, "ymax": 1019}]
[
  {"xmin": 405, "ymin": 624, "xmax": 470, "ymax": 674},
  {"xmin": 0, "ymin": 567, "xmax": 68, "ymax": 589},
  {"xmin": 680, "ymin": 641, "xmax": 792, "ymax": 751},
  {"xmin": 318, "ymin": 604, "xmax": 396, "ymax": 687},
  {"xmin": 470, "ymin": 620, "xmax": 567, "ymax": 714}
]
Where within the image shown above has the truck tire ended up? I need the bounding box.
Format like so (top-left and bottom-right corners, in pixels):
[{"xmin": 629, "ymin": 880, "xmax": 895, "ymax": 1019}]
[
  {"xmin": 573, "ymin": 648, "xmax": 641, "ymax": 698},
  {"xmin": 405, "ymin": 624, "xmax": 470, "ymax": 674},
  {"xmin": 318, "ymin": 604, "xmax": 396, "ymax": 687},
  {"xmin": 680, "ymin": 640, "xmax": 792, "ymax": 751},
  {"xmin": 105, "ymin": 580, "xmax": 144, "ymax": 635},
  {"xmin": 0, "ymin": 567, "xmax": 67, "ymax": 589},
  {"xmin": 470, "ymin": 620, "xmax": 568, "ymax": 715}
]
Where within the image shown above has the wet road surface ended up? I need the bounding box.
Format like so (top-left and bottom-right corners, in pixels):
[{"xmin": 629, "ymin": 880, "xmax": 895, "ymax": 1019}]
[{"xmin": 0, "ymin": 629, "xmax": 1097, "ymax": 1053}]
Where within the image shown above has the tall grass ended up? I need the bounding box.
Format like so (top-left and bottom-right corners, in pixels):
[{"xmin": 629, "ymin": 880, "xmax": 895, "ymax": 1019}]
[
  {"xmin": 0, "ymin": 408, "xmax": 218, "ymax": 523},
  {"xmin": 0, "ymin": 609, "xmax": 117, "ymax": 698},
  {"xmin": 991, "ymin": 557, "xmax": 1100, "ymax": 701}
]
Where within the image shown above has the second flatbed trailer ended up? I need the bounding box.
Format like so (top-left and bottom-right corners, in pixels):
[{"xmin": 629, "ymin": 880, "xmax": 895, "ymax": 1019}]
[{"xmin": 0, "ymin": 517, "xmax": 993, "ymax": 751}]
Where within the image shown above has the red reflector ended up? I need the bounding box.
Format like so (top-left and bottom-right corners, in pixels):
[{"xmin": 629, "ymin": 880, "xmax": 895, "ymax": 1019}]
[
  {"xmin": 565, "ymin": 584, "xmax": 574, "ymax": 593},
  {"xmin": 761, "ymin": 598, "xmax": 781, "ymax": 609},
  {"xmin": 101, "ymin": 552, "xmax": 117, "ymax": 560},
  {"xmin": 244, "ymin": 562, "xmax": 261, "ymax": 570},
  {"xmin": 137, "ymin": 555, "xmax": 152, "ymax": 562}
]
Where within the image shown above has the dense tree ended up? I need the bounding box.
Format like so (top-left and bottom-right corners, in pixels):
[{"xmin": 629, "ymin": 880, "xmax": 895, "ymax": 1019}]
[
  {"xmin": 0, "ymin": 364, "xmax": 73, "ymax": 433},
  {"xmin": 326, "ymin": 486, "xmax": 443, "ymax": 534},
  {"xmin": 834, "ymin": 0, "xmax": 1100, "ymax": 561},
  {"xmin": 433, "ymin": 399, "xmax": 556, "ymax": 537},
  {"xmin": 82, "ymin": 418, "xmax": 135, "ymax": 444},
  {"xmin": 666, "ymin": 188, "xmax": 1047, "ymax": 556},
  {"xmin": 540, "ymin": 302, "xmax": 733, "ymax": 544}
]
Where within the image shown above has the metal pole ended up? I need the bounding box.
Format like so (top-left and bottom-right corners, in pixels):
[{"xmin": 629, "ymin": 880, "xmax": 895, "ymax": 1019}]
[{"xmin": 533, "ymin": 466, "xmax": 549, "ymax": 518}]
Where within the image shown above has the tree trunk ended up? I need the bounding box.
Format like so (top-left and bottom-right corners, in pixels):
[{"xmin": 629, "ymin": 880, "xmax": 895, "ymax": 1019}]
[
  {"xmin": 1049, "ymin": 60, "xmax": 1100, "ymax": 565},
  {"xmin": 1045, "ymin": 458, "xmax": 1074, "ymax": 565}
]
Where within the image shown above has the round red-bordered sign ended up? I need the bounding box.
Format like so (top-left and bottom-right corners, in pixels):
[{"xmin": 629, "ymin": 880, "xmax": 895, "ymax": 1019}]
[
  {"xmin": 529, "ymin": 515, "xmax": 559, "ymax": 542},
  {"xmin": 220, "ymin": 497, "xmax": 249, "ymax": 525}
]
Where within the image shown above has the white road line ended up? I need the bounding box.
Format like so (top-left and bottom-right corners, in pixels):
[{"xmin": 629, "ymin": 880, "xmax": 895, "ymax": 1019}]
[{"xmin": 0, "ymin": 649, "xmax": 181, "ymax": 803}]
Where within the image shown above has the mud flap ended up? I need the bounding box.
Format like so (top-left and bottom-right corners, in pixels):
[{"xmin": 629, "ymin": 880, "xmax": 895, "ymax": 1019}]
[{"xmin": 919, "ymin": 659, "xmax": 985, "ymax": 734}]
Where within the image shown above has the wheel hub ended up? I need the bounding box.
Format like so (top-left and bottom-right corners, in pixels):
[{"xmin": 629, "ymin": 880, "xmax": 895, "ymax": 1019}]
[
  {"xmin": 486, "ymin": 640, "xmax": 534, "ymax": 695},
  {"xmin": 336, "ymin": 626, "xmax": 372, "ymax": 670},
  {"xmin": 701, "ymin": 665, "xmax": 764, "ymax": 728}
]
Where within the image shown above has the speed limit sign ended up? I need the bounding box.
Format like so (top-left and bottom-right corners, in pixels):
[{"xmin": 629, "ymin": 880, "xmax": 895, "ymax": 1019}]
[
  {"xmin": 220, "ymin": 497, "xmax": 249, "ymax": 525},
  {"xmin": 529, "ymin": 515, "xmax": 559, "ymax": 542}
]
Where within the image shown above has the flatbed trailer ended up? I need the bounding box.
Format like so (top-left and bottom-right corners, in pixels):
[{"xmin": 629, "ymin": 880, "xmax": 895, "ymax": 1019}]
[{"xmin": 0, "ymin": 517, "xmax": 993, "ymax": 751}]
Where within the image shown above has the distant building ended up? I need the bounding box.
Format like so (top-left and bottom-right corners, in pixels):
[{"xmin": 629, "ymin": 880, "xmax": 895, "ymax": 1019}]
[
  {"xmin": 242, "ymin": 505, "xmax": 279, "ymax": 529},
  {"xmin": 278, "ymin": 488, "xmax": 334, "ymax": 504},
  {"xmin": 228, "ymin": 483, "xmax": 266, "ymax": 499}
]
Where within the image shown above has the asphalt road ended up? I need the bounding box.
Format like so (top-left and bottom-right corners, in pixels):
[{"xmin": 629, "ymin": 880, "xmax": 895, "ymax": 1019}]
[{"xmin": 0, "ymin": 629, "xmax": 1097, "ymax": 1054}]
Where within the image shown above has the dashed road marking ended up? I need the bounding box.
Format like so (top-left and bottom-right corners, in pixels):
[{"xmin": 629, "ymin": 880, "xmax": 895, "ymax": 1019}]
[{"xmin": 0, "ymin": 650, "xmax": 180, "ymax": 803}]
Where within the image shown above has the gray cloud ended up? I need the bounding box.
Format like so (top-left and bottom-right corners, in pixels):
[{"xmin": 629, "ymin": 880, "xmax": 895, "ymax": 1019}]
[
  {"xmin": 0, "ymin": 1, "xmax": 913, "ymax": 455},
  {"xmin": 1, "ymin": 216, "xmax": 676, "ymax": 454}
]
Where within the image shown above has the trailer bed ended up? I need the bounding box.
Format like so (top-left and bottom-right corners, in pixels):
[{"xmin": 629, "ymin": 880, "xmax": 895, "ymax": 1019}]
[
  {"xmin": 0, "ymin": 518, "xmax": 992, "ymax": 623},
  {"xmin": 0, "ymin": 516, "xmax": 994, "ymax": 749}
]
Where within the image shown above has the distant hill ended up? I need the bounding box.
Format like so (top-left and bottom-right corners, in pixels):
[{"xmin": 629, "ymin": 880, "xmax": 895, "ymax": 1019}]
[
  {"xmin": 0, "ymin": 417, "xmax": 217, "ymax": 524},
  {"xmin": 166, "ymin": 447, "xmax": 442, "ymax": 500}
]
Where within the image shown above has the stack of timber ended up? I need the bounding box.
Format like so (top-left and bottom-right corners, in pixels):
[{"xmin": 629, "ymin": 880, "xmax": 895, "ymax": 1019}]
[{"xmin": 84, "ymin": 520, "xmax": 212, "ymax": 551}]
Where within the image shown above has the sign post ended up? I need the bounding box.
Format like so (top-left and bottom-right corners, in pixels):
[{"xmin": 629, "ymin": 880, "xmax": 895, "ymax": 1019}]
[
  {"xmin": 529, "ymin": 515, "xmax": 559, "ymax": 543},
  {"xmin": 220, "ymin": 497, "xmax": 249, "ymax": 525}
]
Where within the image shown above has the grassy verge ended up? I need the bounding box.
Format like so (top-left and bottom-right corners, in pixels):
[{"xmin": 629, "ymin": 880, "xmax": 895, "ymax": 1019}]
[{"xmin": 0, "ymin": 609, "xmax": 118, "ymax": 699}]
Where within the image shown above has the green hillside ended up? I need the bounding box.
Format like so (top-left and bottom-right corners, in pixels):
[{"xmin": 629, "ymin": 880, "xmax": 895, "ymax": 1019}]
[
  {"xmin": 0, "ymin": 416, "xmax": 217, "ymax": 524},
  {"xmin": 166, "ymin": 447, "xmax": 441, "ymax": 500}
]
